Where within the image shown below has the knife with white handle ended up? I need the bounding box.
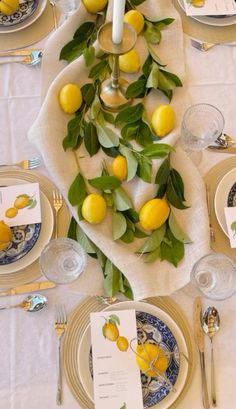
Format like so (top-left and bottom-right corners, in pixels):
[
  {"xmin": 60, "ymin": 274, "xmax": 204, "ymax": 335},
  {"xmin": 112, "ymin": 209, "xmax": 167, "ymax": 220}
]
[
  {"xmin": 194, "ymin": 297, "xmax": 210, "ymax": 409},
  {"xmin": 0, "ymin": 281, "xmax": 56, "ymax": 296}
]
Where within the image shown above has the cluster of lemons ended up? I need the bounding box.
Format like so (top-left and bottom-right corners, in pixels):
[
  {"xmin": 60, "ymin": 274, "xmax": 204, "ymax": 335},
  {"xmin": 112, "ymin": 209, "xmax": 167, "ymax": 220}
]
[
  {"xmin": 0, "ymin": 0, "xmax": 19, "ymax": 15},
  {"xmin": 58, "ymin": 1, "xmax": 175, "ymax": 229},
  {"xmin": 102, "ymin": 318, "xmax": 129, "ymax": 352}
]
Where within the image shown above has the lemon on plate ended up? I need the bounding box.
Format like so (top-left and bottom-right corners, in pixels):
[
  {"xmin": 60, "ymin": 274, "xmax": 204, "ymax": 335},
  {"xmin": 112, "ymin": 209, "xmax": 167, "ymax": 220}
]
[
  {"xmin": 0, "ymin": 220, "xmax": 12, "ymax": 251},
  {"xmin": 124, "ymin": 10, "xmax": 144, "ymax": 35},
  {"xmin": 136, "ymin": 343, "xmax": 168, "ymax": 377},
  {"xmin": 82, "ymin": 0, "xmax": 107, "ymax": 13},
  {"xmin": 151, "ymin": 104, "xmax": 175, "ymax": 138},
  {"xmin": 82, "ymin": 193, "xmax": 107, "ymax": 224},
  {"xmin": 111, "ymin": 155, "xmax": 127, "ymax": 181},
  {"xmin": 119, "ymin": 49, "xmax": 141, "ymax": 74},
  {"xmin": 59, "ymin": 83, "xmax": 82, "ymax": 114},
  {"xmin": 139, "ymin": 198, "xmax": 170, "ymax": 231},
  {"xmin": 0, "ymin": 0, "xmax": 19, "ymax": 15}
]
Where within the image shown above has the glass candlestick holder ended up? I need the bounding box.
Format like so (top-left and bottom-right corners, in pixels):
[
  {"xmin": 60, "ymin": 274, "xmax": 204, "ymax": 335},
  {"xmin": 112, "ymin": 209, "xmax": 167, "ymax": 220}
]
[{"xmin": 97, "ymin": 21, "xmax": 137, "ymax": 112}]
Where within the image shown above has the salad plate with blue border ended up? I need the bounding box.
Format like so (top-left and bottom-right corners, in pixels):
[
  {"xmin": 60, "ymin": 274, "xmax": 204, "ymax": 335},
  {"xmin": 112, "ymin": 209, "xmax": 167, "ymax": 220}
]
[{"xmin": 0, "ymin": 0, "xmax": 39, "ymax": 27}]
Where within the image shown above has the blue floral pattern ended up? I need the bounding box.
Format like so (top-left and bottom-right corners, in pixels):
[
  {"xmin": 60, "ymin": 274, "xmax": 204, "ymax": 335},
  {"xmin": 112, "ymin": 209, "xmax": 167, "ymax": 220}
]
[
  {"xmin": 0, "ymin": 0, "xmax": 39, "ymax": 27},
  {"xmin": 0, "ymin": 223, "xmax": 41, "ymax": 265}
]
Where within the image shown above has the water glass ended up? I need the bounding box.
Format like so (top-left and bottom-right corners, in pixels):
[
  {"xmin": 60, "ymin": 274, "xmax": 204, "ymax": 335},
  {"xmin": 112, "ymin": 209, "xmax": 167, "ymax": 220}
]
[
  {"xmin": 181, "ymin": 103, "xmax": 224, "ymax": 164},
  {"xmin": 40, "ymin": 237, "xmax": 87, "ymax": 284},
  {"xmin": 188, "ymin": 253, "xmax": 236, "ymax": 300}
]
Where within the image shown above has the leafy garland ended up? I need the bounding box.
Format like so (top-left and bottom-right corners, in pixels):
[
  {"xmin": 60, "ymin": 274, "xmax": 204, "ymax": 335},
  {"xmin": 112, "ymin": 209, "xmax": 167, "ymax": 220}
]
[{"xmin": 59, "ymin": 0, "xmax": 191, "ymax": 298}]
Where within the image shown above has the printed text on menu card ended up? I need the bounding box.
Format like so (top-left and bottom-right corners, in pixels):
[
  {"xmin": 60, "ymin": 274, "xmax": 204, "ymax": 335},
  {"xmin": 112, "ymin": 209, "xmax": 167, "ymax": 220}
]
[
  {"xmin": 0, "ymin": 183, "xmax": 41, "ymax": 227},
  {"xmin": 183, "ymin": 0, "xmax": 236, "ymax": 16},
  {"xmin": 90, "ymin": 310, "xmax": 143, "ymax": 409}
]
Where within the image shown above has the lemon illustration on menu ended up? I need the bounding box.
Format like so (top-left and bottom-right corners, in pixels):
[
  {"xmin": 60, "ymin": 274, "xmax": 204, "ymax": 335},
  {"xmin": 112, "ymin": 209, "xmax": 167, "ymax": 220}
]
[
  {"xmin": 102, "ymin": 314, "xmax": 129, "ymax": 352},
  {"xmin": 5, "ymin": 194, "xmax": 37, "ymax": 219}
]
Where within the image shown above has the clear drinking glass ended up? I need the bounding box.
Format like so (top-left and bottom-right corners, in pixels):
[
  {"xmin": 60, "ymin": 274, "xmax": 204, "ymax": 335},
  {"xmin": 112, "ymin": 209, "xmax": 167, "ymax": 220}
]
[
  {"xmin": 186, "ymin": 253, "xmax": 236, "ymax": 301},
  {"xmin": 39, "ymin": 237, "xmax": 87, "ymax": 284},
  {"xmin": 181, "ymin": 103, "xmax": 224, "ymax": 165}
]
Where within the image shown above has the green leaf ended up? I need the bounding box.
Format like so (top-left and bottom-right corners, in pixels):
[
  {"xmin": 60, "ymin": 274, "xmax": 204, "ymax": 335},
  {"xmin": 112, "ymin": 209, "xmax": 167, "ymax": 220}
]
[
  {"xmin": 168, "ymin": 211, "xmax": 192, "ymax": 243},
  {"xmin": 156, "ymin": 183, "xmax": 167, "ymax": 198},
  {"xmin": 144, "ymin": 22, "xmax": 161, "ymax": 44},
  {"xmin": 136, "ymin": 121, "xmax": 154, "ymax": 147},
  {"xmin": 113, "ymin": 187, "xmax": 132, "ymax": 211},
  {"xmin": 148, "ymin": 47, "xmax": 165, "ymax": 66},
  {"xmin": 144, "ymin": 246, "xmax": 161, "ymax": 263},
  {"xmin": 27, "ymin": 199, "xmax": 37, "ymax": 209},
  {"xmin": 124, "ymin": 208, "xmax": 139, "ymax": 223},
  {"xmin": 90, "ymin": 96, "xmax": 101, "ymax": 120},
  {"xmin": 84, "ymin": 122, "xmax": 100, "ymax": 156},
  {"xmin": 59, "ymin": 40, "xmax": 86, "ymax": 62},
  {"xmin": 125, "ymin": 79, "xmax": 147, "ymax": 98},
  {"xmin": 142, "ymin": 54, "xmax": 153, "ymax": 78},
  {"xmin": 140, "ymin": 143, "xmax": 174, "ymax": 159},
  {"xmin": 68, "ymin": 173, "xmax": 87, "ymax": 207},
  {"xmin": 158, "ymin": 70, "xmax": 177, "ymax": 91},
  {"xmin": 159, "ymin": 68, "xmax": 182, "ymax": 87},
  {"xmin": 81, "ymin": 83, "xmax": 96, "ymax": 106},
  {"xmin": 108, "ymin": 314, "xmax": 120, "ymax": 325},
  {"xmin": 166, "ymin": 177, "xmax": 188, "ymax": 209},
  {"xmin": 76, "ymin": 224, "xmax": 97, "ymax": 254},
  {"xmin": 121, "ymin": 122, "xmax": 139, "ymax": 140},
  {"xmin": 115, "ymin": 103, "xmax": 144, "ymax": 125},
  {"xmin": 155, "ymin": 158, "xmax": 170, "ymax": 185},
  {"xmin": 89, "ymin": 59, "xmax": 110, "ymax": 81},
  {"xmin": 63, "ymin": 114, "xmax": 83, "ymax": 151},
  {"xmin": 102, "ymin": 146, "xmax": 120, "ymax": 157},
  {"xmin": 136, "ymin": 155, "xmax": 152, "ymax": 183},
  {"xmin": 146, "ymin": 63, "xmax": 159, "ymax": 88},
  {"xmin": 96, "ymin": 123, "xmax": 119, "ymax": 148},
  {"xmin": 103, "ymin": 259, "xmax": 121, "ymax": 297},
  {"xmin": 83, "ymin": 45, "xmax": 95, "ymax": 66},
  {"xmin": 119, "ymin": 145, "xmax": 138, "ymax": 182},
  {"xmin": 136, "ymin": 224, "xmax": 166, "ymax": 253},
  {"xmin": 160, "ymin": 228, "xmax": 184, "ymax": 267},
  {"xmin": 120, "ymin": 229, "xmax": 135, "ymax": 243},
  {"xmin": 89, "ymin": 176, "xmax": 121, "ymax": 190},
  {"xmin": 134, "ymin": 227, "xmax": 148, "ymax": 238},
  {"xmin": 73, "ymin": 21, "xmax": 95, "ymax": 41},
  {"xmin": 67, "ymin": 217, "xmax": 77, "ymax": 240},
  {"xmin": 112, "ymin": 212, "xmax": 127, "ymax": 240},
  {"xmin": 102, "ymin": 110, "xmax": 115, "ymax": 124},
  {"xmin": 170, "ymin": 168, "xmax": 186, "ymax": 201},
  {"xmin": 130, "ymin": 0, "xmax": 146, "ymax": 4},
  {"xmin": 145, "ymin": 17, "xmax": 174, "ymax": 26}
]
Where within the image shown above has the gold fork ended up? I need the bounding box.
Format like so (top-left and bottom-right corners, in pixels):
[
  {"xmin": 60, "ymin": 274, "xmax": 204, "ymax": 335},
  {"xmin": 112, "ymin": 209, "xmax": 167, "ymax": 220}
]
[
  {"xmin": 0, "ymin": 157, "xmax": 41, "ymax": 170},
  {"xmin": 53, "ymin": 190, "xmax": 63, "ymax": 239},
  {"xmin": 206, "ymin": 184, "xmax": 215, "ymax": 243},
  {"xmin": 54, "ymin": 304, "xmax": 67, "ymax": 405}
]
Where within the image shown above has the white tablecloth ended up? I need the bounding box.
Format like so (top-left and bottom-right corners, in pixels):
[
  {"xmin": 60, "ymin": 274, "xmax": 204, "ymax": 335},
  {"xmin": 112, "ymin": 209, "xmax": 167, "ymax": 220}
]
[{"xmin": 1, "ymin": 2, "xmax": 236, "ymax": 408}]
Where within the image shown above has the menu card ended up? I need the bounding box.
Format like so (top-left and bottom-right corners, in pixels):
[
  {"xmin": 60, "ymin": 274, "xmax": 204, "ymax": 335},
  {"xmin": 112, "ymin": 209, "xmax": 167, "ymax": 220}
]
[
  {"xmin": 0, "ymin": 183, "xmax": 41, "ymax": 227},
  {"xmin": 90, "ymin": 309, "xmax": 143, "ymax": 409},
  {"xmin": 183, "ymin": 0, "xmax": 236, "ymax": 16},
  {"xmin": 224, "ymin": 207, "xmax": 236, "ymax": 248}
]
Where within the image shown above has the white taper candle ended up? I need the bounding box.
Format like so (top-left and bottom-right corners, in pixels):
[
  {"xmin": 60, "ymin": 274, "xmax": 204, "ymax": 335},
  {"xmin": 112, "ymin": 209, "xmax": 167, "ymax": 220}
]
[{"xmin": 112, "ymin": 0, "xmax": 126, "ymax": 44}]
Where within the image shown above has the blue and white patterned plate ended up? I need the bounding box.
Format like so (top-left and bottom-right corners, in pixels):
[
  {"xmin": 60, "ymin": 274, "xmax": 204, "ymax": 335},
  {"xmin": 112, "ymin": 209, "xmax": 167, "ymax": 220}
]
[
  {"xmin": 0, "ymin": 0, "xmax": 39, "ymax": 27},
  {"xmin": 87, "ymin": 311, "xmax": 180, "ymax": 408},
  {"xmin": 0, "ymin": 223, "xmax": 41, "ymax": 265}
]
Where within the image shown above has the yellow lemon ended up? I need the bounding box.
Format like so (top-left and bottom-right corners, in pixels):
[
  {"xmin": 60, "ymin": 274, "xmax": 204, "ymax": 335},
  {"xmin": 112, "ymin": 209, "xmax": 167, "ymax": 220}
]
[
  {"xmin": 119, "ymin": 49, "xmax": 141, "ymax": 73},
  {"xmin": 59, "ymin": 83, "xmax": 82, "ymax": 114},
  {"xmin": 0, "ymin": 0, "xmax": 19, "ymax": 15},
  {"xmin": 136, "ymin": 343, "xmax": 168, "ymax": 377},
  {"xmin": 139, "ymin": 198, "xmax": 170, "ymax": 231},
  {"xmin": 82, "ymin": 193, "xmax": 107, "ymax": 224},
  {"xmin": 0, "ymin": 220, "xmax": 12, "ymax": 251},
  {"xmin": 14, "ymin": 194, "xmax": 30, "ymax": 209},
  {"xmin": 124, "ymin": 10, "xmax": 144, "ymax": 35},
  {"xmin": 191, "ymin": 0, "xmax": 205, "ymax": 6},
  {"xmin": 116, "ymin": 336, "xmax": 129, "ymax": 352},
  {"xmin": 151, "ymin": 105, "xmax": 175, "ymax": 138},
  {"xmin": 5, "ymin": 207, "xmax": 18, "ymax": 218},
  {"xmin": 111, "ymin": 155, "xmax": 127, "ymax": 181},
  {"xmin": 82, "ymin": 0, "xmax": 107, "ymax": 13},
  {"xmin": 102, "ymin": 322, "xmax": 119, "ymax": 341}
]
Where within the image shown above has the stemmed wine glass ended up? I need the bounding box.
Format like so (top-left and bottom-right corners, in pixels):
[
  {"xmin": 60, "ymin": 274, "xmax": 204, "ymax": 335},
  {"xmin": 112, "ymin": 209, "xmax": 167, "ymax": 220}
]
[{"xmin": 180, "ymin": 103, "xmax": 225, "ymax": 165}]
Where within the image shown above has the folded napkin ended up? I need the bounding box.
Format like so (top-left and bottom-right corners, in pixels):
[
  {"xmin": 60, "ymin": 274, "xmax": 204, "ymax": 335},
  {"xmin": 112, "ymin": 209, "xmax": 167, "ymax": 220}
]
[{"xmin": 29, "ymin": 0, "xmax": 210, "ymax": 299}]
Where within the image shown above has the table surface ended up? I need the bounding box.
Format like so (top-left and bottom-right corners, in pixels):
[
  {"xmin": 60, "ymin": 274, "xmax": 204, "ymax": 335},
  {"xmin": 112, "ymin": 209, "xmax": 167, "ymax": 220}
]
[{"xmin": 1, "ymin": 3, "xmax": 236, "ymax": 409}]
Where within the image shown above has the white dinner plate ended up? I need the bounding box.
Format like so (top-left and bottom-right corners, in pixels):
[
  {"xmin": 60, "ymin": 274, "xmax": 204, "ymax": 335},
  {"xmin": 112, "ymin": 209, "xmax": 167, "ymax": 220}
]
[
  {"xmin": 214, "ymin": 168, "xmax": 236, "ymax": 237},
  {"xmin": 178, "ymin": 0, "xmax": 236, "ymax": 27},
  {"xmin": 0, "ymin": 0, "xmax": 47, "ymax": 33},
  {"xmin": 77, "ymin": 300, "xmax": 189, "ymax": 409},
  {"xmin": 0, "ymin": 178, "xmax": 53, "ymax": 274}
]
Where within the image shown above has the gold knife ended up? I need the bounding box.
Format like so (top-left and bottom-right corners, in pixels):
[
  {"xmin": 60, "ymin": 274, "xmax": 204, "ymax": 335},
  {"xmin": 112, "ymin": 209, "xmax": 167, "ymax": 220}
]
[
  {"xmin": 194, "ymin": 297, "xmax": 210, "ymax": 409},
  {"xmin": 207, "ymin": 146, "xmax": 236, "ymax": 154},
  {"xmin": 0, "ymin": 281, "xmax": 56, "ymax": 296}
]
